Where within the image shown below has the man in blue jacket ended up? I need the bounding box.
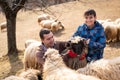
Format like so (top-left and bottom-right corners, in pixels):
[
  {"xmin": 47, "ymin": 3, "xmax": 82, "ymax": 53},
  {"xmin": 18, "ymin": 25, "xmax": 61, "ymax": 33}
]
[{"xmin": 73, "ymin": 9, "xmax": 106, "ymax": 63}]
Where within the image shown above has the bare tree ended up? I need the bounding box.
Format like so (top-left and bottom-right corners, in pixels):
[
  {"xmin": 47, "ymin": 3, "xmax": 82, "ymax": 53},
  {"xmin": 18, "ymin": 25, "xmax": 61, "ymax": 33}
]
[{"xmin": 0, "ymin": 0, "xmax": 26, "ymax": 55}]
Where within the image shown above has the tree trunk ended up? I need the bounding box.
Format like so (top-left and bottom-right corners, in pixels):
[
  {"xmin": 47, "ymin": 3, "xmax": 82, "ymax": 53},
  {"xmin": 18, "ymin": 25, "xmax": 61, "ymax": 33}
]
[
  {"xmin": 0, "ymin": 0, "xmax": 26, "ymax": 55},
  {"xmin": 6, "ymin": 13, "xmax": 18, "ymax": 55}
]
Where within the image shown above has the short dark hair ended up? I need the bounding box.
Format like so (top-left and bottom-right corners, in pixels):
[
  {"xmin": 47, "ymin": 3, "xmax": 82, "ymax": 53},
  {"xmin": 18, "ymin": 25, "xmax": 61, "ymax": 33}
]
[
  {"xmin": 84, "ymin": 9, "xmax": 96, "ymax": 17},
  {"xmin": 39, "ymin": 28, "xmax": 51, "ymax": 40}
]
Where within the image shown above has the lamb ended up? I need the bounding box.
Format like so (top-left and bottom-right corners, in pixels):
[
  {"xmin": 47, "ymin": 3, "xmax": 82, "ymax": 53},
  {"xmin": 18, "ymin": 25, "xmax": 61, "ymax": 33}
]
[
  {"xmin": 38, "ymin": 14, "xmax": 52, "ymax": 24},
  {"xmin": 0, "ymin": 22, "xmax": 7, "ymax": 32},
  {"xmin": 24, "ymin": 41, "xmax": 41, "ymax": 70},
  {"xmin": 3, "ymin": 69, "xmax": 42, "ymax": 80},
  {"xmin": 62, "ymin": 36, "xmax": 88, "ymax": 70},
  {"xmin": 76, "ymin": 57, "xmax": 120, "ymax": 80},
  {"xmin": 40, "ymin": 19, "xmax": 64, "ymax": 32},
  {"xmin": 43, "ymin": 48, "xmax": 101, "ymax": 80}
]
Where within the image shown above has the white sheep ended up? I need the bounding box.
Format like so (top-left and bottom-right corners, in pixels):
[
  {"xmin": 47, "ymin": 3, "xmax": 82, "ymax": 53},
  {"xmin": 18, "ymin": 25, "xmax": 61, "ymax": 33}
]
[
  {"xmin": 40, "ymin": 19, "xmax": 55, "ymax": 29},
  {"xmin": 115, "ymin": 18, "xmax": 120, "ymax": 24},
  {"xmin": 114, "ymin": 18, "xmax": 120, "ymax": 41},
  {"xmin": 38, "ymin": 14, "xmax": 52, "ymax": 24},
  {"xmin": 117, "ymin": 24, "xmax": 120, "ymax": 41},
  {"xmin": 25, "ymin": 39, "xmax": 41, "ymax": 48},
  {"xmin": 24, "ymin": 42, "xmax": 41, "ymax": 70},
  {"xmin": 3, "ymin": 69, "xmax": 41, "ymax": 80},
  {"xmin": 97, "ymin": 19, "xmax": 111, "ymax": 24},
  {"xmin": 0, "ymin": 22, "xmax": 7, "ymax": 32},
  {"xmin": 102, "ymin": 21, "xmax": 118, "ymax": 43},
  {"xmin": 40, "ymin": 19, "xmax": 64, "ymax": 32},
  {"xmin": 51, "ymin": 21, "xmax": 64, "ymax": 32},
  {"xmin": 43, "ymin": 48, "xmax": 100, "ymax": 80},
  {"xmin": 76, "ymin": 57, "xmax": 120, "ymax": 80}
]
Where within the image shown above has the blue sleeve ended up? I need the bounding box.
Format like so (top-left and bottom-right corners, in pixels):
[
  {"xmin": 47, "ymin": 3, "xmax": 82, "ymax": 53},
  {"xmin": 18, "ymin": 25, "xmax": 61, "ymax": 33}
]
[
  {"xmin": 88, "ymin": 29, "xmax": 106, "ymax": 50},
  {"xmin": 72, "ymin": 26, "xmax": 82, "ymax": 37}
]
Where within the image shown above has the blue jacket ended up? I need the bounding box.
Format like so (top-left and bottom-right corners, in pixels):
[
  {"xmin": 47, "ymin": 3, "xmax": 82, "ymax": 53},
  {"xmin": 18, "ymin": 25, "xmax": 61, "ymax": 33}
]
[{"xmin": 73, "ymin": 21, "xmax": 106, "ymax": 62}]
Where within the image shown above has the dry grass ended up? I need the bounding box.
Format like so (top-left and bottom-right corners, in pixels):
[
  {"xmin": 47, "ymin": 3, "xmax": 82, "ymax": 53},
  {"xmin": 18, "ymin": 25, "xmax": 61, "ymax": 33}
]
[{"xmin": 0, "ymin": 0, "xmax": 120, "ymax": 79}]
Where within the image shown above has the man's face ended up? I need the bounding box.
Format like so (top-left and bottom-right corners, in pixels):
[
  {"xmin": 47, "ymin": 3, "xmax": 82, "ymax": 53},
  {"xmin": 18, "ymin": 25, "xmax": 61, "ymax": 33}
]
[
  {"xmin": 42, "ymin": 32, "xmax": 54, "ymax": 48},
  {"xmin": 84, "ymin": 15, "xmax": 96, "ymax": 28}
]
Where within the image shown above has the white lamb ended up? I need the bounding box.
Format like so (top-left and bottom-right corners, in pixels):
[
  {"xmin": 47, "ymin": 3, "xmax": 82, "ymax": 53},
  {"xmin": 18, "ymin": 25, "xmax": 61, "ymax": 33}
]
[
  {"xmin": 43, "ymin": 48, "xmax": 100, "ymax": 80},
  {"xmin": 76, "ymin": 57, "xmax": 120, "ymax": 80}
]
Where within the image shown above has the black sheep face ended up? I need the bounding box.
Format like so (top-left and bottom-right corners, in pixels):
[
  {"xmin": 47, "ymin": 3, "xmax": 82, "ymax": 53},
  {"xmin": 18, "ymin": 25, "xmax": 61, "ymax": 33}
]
[
  {"xmin": 71, "ymin": 40, "xmax": 85, "ymax": 55},
  {"xmin": 66, "ymin": 40, "xmax": 86, "ymax": 55}
]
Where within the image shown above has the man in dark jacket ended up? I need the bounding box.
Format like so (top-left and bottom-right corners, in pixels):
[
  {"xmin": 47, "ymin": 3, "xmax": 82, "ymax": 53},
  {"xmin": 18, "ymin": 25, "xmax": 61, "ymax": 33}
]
[{"xmin": 36, "ymin": 28, "xmax": 66, "ymax": 70}]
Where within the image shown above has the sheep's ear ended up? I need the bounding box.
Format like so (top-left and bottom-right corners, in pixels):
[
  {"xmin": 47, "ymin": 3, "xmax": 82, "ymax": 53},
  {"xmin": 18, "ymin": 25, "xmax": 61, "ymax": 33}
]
[
  {"xmin": 55, "ymin": 19, "xmax": 58, "ymax": 22},
  {"xmin": 82, "ymin": 39, "xmax": 87, "ymax": 46}
]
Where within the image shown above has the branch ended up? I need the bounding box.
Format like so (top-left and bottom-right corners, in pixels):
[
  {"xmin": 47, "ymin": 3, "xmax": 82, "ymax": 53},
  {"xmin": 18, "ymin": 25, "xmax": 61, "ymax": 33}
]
[
  {"xmin": 12, "ymin": 0, "xmax": 26, "ymax": 13},
  {"xmin": 0, "ymin": 0, "xmax": 12, "ymax": 15}
]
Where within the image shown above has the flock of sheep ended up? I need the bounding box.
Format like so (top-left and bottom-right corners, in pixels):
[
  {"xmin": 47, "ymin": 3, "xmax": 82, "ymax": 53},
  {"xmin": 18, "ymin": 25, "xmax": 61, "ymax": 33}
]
[
  {"xmin": 37, "ymin": 14, "xmax": 65, "ymax": 33},
  {"xmin": 3, "ymin": 36, "xmax": 120, "ymax": 80},
  {"xmin": 97, "ymin": 18, "xmax": 120, "ymax": 43}
]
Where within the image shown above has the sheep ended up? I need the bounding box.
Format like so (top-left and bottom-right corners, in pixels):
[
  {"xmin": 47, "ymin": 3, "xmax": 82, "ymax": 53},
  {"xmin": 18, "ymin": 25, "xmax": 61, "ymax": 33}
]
[
  {"xmin": 40, "ymin": 19, "xmax": 64, "ymax": 32},
  {"xmin": 114, "ymin": 18, "xmax": 120, "ymax": 41},
  {"xmin": 102, "ymin": 21, "xmax": 118, "ymax": 43},
  {"xmin": 24, "ymin": 42, "xmax": 41, "ymax": 71},
  {"xmin": 38, "ymin": 14, "xmax": 52, "ymax": 24},
  {"xmin": 117, "ymin": 24, "xmax": 120, "ymax": 41},
  {"xmin": 97, "ymin": 19, "xmax": 111, "ymax": 24},
  {"xmin": 51, "ymin": 21, "xmax": 64, "ymax": 32},
  {"xmin": 115, "ymin": 18, "xmax": 120, "ymax": 24},
  {"xmin": 43, "ymin": 48, "xmax": 101, "ymax": 80},
  {"xmin": 25, "ymin": 39, "xmax": 41, "ymax": 48},
  {"xmin": 40, "ymin": 19, "xmax": 55, "ymax": 29},
  {"xmin": 76, "ymin": 57, "xmax": 120, "ymax": 80},
  {"xmin": 3, "ymin": 69, "xmax": 42, "ymax": 80},
  {"xmin": 0, "ymin": 22, "xmax": 7, "ymax": 32},
  {"xmin": 62, "ymin": 36, "xmax": 88, "ymax": 70}
]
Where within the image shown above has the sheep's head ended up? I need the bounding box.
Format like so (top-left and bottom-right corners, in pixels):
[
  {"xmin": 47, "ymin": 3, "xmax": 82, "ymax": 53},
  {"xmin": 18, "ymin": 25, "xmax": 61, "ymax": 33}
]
[
  {"xmin": 44, "ymin": 48, "xmax": 62, "ymax": 61},
  {"xmin": 19, "ymin": 69, "xmax": 42, "ymax": 80},
  {"xmin": 66, "ymin": 36, "xmax": 87, "ymax": 55},
  {"xmin": 57, "ymin": 21, "xmax": 64, "ymax": 30}
]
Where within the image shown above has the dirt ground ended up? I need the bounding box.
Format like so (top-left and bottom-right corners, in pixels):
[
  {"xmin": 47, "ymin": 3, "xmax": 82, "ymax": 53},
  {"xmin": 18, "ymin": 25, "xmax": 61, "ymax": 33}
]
[{"xmin": 0, "ymin": 0, "xmax": 120, "ymax": 79}]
